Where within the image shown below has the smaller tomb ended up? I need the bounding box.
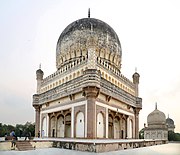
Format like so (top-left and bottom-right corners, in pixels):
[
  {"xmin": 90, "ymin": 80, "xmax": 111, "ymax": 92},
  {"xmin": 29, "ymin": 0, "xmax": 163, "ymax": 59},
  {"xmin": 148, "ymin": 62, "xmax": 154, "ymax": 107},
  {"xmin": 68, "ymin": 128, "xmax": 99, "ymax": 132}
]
[{"xmin": 144, "ymin": 103, "xmax": 168, "ymax": 140}]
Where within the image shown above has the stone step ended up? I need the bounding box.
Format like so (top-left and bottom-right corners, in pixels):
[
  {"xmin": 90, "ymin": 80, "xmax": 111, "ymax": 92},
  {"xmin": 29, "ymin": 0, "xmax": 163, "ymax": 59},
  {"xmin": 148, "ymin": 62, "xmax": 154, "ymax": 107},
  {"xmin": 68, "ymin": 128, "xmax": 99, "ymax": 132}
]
[{"xmin": 16, "ymin": 141, "xmax": 34, "ymax": 151}]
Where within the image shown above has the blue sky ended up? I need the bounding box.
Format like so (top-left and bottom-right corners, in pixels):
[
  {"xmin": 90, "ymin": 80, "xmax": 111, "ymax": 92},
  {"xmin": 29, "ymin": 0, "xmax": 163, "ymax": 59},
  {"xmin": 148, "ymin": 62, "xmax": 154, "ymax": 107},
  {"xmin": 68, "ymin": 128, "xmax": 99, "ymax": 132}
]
[{"xmin": 0, "ymin": 0, "xmax": 180, "ymax": 132}]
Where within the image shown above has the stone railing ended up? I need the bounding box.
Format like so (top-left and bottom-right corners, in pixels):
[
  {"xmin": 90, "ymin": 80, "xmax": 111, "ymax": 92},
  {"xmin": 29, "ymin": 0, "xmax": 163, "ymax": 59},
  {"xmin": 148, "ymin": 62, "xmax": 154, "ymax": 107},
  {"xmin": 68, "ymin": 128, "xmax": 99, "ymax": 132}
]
[
  {"xmin": 41, "ymin": 57, "xmax": 88, "ymax": 86},
  {"xmin": 38, "ymin": 69, "xmax": 101, "ymax": 104},
  {"xmin": 97, "ymin": 62, "xmax": 135, "ymax": 89}
]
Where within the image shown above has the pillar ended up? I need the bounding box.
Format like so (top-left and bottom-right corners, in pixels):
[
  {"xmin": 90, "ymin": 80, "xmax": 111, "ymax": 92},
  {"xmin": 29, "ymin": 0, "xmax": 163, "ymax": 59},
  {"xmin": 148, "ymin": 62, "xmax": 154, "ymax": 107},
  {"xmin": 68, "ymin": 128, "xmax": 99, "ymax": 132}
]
[
  {"xmin": 127, "ymin": 117, "xmax": 130, "ymax": 138},
  {"xmin": 134, "ymin": 108, "xmax": 140, "ymax": 139},
  {"xmin": 105, "ymin": 107, "xmax": 108, "ymax": 138},
  {"xmin": 46, "ymin": 114, "xmax": 49, "ymax": 137},
  {"xmin": 83, "ymin": 86, "xmax": 99, "ymax": 138},
  {"xmin": 34, "ymin": 105, "xmax": 41, "ymax": 137},
  {"xmin": 71, "ymin": 106, "xmax": 74, "ymax": 138}
]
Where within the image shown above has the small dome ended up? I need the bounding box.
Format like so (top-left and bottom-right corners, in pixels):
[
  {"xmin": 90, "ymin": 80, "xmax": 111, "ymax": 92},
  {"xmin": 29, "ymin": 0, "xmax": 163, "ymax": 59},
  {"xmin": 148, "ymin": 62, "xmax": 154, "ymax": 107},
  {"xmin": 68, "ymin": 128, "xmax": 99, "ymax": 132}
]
[
  {"xmin": 36, "ymin": 69, "xmax": 43, "ymax": 74},
  {"xmin": 166, "ymin": 117, "xmax": 174, "ymax": 125},
  {"xmin": 147, "ymin": 109, "xmax": 166, "ymax": 125},
  {"xmin": 56, "ymin": 18, "xmax": 122, "ymax": 69}
]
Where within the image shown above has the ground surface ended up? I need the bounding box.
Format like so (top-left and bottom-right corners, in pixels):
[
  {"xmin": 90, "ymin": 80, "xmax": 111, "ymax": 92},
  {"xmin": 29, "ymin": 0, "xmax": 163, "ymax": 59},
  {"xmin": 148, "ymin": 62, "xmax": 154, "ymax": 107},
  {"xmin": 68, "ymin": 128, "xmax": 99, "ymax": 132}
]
[{"xmin": 0, "ymin": 143, "xmax": 179, "ymax": 155}]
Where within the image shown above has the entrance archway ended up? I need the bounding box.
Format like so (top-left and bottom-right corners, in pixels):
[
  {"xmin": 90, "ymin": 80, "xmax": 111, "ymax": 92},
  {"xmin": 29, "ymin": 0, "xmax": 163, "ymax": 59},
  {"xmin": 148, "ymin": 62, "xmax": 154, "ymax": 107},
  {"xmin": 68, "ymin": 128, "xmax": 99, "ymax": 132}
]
[
  {"xmin": 65, "ymin": 113, "xmax": 71, "ymax": 137},
  {"xmin": 108, "ymin": 114, "xmax": 113, "ymax": 138},
  {"xmin": 50, "ymin": 116, "xmax": 55, "ymax": 137},
  {"xmin": 97, "ymin": 113, "xmax": 104, "ymax": 138},
  {"xmin": 42, "ymin": 117, "xmax": 47, "ymax": 137},
  {"xmin": 114, "ymin": 117, "xmax": 120, "ymax": 139},
  {"xmin": 121, "ymin": 118, "xmax": 126, "ymax": 139},
  {"xmin": 76, "ymin": 112, "xmax": 84, "ymax": 138},
  {"xmin": 129, "ymin": 119, "xmax": 133, "ymax": 138},
  {"xmin": 57, "ymin": 115, "xmax": 65, "ymax": 137}
]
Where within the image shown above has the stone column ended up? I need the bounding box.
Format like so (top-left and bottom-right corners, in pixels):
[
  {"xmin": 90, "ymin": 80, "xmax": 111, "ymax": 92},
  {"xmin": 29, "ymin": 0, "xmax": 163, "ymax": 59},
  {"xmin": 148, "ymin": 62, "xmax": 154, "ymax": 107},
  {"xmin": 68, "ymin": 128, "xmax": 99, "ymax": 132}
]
[
  {"xmin": 71, "ymin": 106, "xmax": 74, "ymax": 138},
  {"xmin": 105, "ymin": 107, "xmax": 108, "ymax": 138},
  {"xmin": 83, "ymin": 86, "xmax": 99, "ymax": 138},
  {"xmin": 34, "ymin": 105, "xmax": 41, "ymax": 137},
  {"xmin": 134, "ymin": 108, "xmax": 140, "ymax": 139},
  {"xmin": 46, "ymin": 114, "xmax": 49, "ymax": 137},
  {"xmin": 126, "ymin": 116, "xmax": 130, "ymax": 138}
]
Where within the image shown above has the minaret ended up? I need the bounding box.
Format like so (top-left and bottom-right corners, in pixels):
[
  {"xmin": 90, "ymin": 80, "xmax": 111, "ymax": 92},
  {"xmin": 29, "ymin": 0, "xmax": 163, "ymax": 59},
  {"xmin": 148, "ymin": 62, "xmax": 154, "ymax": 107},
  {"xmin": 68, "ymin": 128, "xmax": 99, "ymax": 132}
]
[
  {"xmin": 155, "ymin": 102, "xmax": 157, "ymax": 110},
  {"xmin": 88, "ymin": 8, "xmax": 90, "ymax": 18},
  {"xmin": 36, "ymin": 64, "xmax": 44, "ymax": 94},
  {"xmin": 132, "ymin": 68, "xmax": 140, "ymax": 97},
  {"xmin": 87, "ymin": 8, "xmax": 97, "ymax": 70}
]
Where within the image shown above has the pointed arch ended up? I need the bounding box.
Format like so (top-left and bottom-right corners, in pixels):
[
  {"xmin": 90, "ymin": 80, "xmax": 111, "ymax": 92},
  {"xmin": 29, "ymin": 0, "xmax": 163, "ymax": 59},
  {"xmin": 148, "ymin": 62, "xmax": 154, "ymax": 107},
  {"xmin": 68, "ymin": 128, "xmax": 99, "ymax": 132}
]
[
  {"xmin": 65, "ymin": 113, "xmax": 71, "ymax": 138},
  {"xmin": 50, "ymin": 116, "xmax": 56, "ymax": 137},
  {"xmin": 42, "ymin": 117, "xmax": 47, "ymax": 137},
  {"xmin": 114, "ymin": 116, "xmax": 120, "ymax": 139},
  {"xmin": 97, "ymin": 112, "xmax": 104, "ymax": 138},
  {"xmin": 76, "ymin": 112, "xmax": 85, "ymax": 138},
  {"xmin": 57, "ymin": 115, "xmax": 65, "ymax": 137},
  {"xmin": 108, "ymin": 114, "xmax": 113, "ymax": 138}
]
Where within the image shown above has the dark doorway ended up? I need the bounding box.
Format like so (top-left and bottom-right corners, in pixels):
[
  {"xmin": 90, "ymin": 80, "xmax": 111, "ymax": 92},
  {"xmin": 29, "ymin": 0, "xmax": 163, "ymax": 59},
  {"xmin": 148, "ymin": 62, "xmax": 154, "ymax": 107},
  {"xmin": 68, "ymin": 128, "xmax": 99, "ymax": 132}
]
[
  {"xmin": 121, "ymin": 130, "xmax": 124, "ymax": 139},
  {"xmin": 52, "ymin": 129, "xmax": 55, "ymax": 137}
]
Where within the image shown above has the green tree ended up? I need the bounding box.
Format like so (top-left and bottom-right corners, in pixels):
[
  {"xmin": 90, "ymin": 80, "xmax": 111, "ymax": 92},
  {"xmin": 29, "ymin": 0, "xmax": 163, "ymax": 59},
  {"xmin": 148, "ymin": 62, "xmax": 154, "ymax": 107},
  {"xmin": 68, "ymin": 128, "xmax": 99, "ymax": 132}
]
[
  {"xmin": 168, "ymin": 131, "xmax": 180, "ymax": 141},
  {"xmin": 0, "ymin": 122, "xmax": 35, "ymax": 137},
  {"xmin": 139, "ymin": 128, "xmax": 144, "ymax": 139}
]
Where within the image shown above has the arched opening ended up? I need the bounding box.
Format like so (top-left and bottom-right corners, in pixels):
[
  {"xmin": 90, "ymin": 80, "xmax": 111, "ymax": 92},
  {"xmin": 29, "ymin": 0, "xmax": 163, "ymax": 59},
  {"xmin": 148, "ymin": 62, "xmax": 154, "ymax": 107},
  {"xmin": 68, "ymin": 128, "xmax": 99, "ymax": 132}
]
[
  {"xmin": 50, "ymin": 116, "xmax": 55, "ymax": 137},
  {"xmin": 42, "ymin": 117, "xmax": 47, "ymax": 137},
  {"xmin": 121, "ymin": 118, "xmax": 126, "ymax": 139},
  {"xmin": 57, "ymin": 115, "xmax": 65, "ymax": 137},
  {"xmin": 146, "ymin": 133, "xmax": 150, "ymax": 139},
  {"xmin": 76, "ymin": 112, "xmax": 84, "ymax": 138},
  {"xmin": 97, "ymin": 113, "xmax": 104, "ymax": 138},
  {"xmin": 77, "ymin": 71, "xmax": 80, "ymax": 77},
  {"xmin": 108, "ymin": 114, "xmax": 113, "ymax": 138},
  {"xmin": 158, "ymin": 133, "xmax": 162, "ymax": 139},
  {"xmin": 129, "ymin": 120, "xmax": 133, "ymax": 138},
  {"xmin": 65, "ymin": 113, "xmax": 71, "ymax": 138},
  {"xmin": 114, "ymin": 116, "xmax": 120, "ymax": 139}
]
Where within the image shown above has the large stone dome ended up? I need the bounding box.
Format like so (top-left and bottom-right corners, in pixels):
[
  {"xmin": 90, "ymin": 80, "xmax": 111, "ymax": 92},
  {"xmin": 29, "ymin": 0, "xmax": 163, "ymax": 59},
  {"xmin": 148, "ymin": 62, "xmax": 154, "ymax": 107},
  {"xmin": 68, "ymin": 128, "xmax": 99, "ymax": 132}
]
[
  {"xmin": 147, "ymin": 108, "xmax": 166, "ymax": 125},
  {"xmin": 56, "ymin": 18, "xmax": 122, "ymax": 70}
]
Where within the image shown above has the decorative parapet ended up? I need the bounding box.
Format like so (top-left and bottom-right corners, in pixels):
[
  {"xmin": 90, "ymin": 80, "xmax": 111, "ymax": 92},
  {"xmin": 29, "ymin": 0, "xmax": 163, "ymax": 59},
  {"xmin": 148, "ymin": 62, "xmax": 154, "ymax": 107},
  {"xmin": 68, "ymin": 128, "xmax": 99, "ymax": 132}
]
[
  {"xmin": 38, "ymin": 69, "xmax": 101, "ymax": 104},
  {"xmin": 97, "ymin": 62, "xmax": 135, "ymax": 89},
  {"xmin": 100, "ymin": 78, "xmax": 137, "ymax": 106},
  {"xmin": 41, "ymin": 58, "xmax": 87, "ymax": 86},
  {"xmin": 37, "ymin": 69, "xmax": 140, "ymax": 108}
]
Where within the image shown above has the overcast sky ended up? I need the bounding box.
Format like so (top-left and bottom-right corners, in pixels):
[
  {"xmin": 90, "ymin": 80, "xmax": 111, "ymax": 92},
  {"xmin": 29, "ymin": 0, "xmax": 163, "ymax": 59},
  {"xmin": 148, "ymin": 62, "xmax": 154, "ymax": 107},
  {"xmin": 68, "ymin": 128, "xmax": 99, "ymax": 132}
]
[{"xmin": 0, "ymin": 0, "xmax": 180, "ymax": 132}]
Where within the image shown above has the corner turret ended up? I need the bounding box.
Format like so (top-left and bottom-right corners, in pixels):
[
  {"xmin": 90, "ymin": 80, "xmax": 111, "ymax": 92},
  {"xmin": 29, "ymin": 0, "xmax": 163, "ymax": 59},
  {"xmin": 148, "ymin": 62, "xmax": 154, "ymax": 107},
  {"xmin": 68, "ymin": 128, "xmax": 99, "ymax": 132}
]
[
  {"xmin": 36, "ymin": 65, "xmax": 44, "ymax": 94},
  {"xmin": 132, "ymin": 70, "xmax": 140, "ymax": 97}
]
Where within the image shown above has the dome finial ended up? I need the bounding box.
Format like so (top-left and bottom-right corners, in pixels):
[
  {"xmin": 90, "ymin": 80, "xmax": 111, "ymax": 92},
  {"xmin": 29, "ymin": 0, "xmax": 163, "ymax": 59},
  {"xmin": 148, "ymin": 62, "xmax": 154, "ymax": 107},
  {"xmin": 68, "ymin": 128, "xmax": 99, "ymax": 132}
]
[
  {"xmin": 135, "ymin": 67, "xmax": 137, "ymax": 72},
  {"xmin": 155, "ymin": 102, "xmax": 157, "ymax": 110},
  {"xmin": 88, "ymin": 8, "xmax": 90, "ymax": 18},
  {"xmin": 39, "ymin": 63, "xmax": 41, "ymax": 69}
]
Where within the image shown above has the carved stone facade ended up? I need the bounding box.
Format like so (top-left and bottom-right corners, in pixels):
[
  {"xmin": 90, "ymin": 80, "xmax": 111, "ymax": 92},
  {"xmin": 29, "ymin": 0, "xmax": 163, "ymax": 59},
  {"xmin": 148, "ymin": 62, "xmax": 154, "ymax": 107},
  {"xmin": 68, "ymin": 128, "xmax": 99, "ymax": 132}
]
[{"xmin": 32, "ymin": 15, "xmax": 142, "ymax": 139}]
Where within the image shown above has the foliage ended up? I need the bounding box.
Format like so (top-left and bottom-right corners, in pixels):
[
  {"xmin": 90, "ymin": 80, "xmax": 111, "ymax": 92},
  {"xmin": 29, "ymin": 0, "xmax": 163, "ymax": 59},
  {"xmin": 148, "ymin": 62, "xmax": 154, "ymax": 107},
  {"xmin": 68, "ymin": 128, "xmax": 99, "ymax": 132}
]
[
  {"xmin": 0, "ymin": 122, "xmax": 35, "ymax": 137},
  {"xmin": 139, "ymin": 128, "xmax": 144, "ymax": 139},
  {"xmin": 168, "ymin": 131, "xmax": 180, "ymax": 141}
]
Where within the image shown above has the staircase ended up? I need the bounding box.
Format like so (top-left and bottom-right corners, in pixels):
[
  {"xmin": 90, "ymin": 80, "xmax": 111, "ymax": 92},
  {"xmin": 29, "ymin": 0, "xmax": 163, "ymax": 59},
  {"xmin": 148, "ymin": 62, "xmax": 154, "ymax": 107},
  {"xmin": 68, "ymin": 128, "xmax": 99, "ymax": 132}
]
[{"xmin": 16, "ymin": 141, "xmax": 34, "ymax": 151}]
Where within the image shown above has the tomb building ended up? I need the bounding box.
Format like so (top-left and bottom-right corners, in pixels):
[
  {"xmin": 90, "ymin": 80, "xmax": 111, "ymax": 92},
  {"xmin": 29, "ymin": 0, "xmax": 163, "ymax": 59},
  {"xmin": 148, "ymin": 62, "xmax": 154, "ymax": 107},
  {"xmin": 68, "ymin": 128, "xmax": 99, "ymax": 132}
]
[{"xmin": 32, "ymin": 11, "xmax": 142, "ymax": 139}]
